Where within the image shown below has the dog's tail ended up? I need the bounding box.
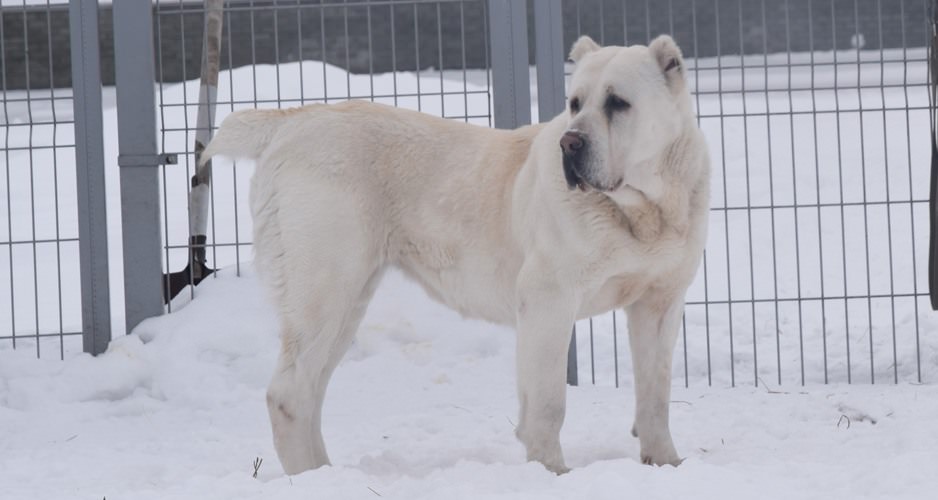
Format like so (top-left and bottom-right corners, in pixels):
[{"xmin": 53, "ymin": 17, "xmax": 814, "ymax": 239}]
[{"xmin": 199, "ymin": 109, "xmax": 285, "ymax": 167}]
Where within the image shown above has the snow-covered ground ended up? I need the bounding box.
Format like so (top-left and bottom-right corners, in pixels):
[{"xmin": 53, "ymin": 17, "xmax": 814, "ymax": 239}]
[
  {"xmin": 2, "ymin": 269, "xmax": 937, "ymax": 499},
  {"xmin": 2, "ymin": 47, "xmax": 938, "ymax": 498}
]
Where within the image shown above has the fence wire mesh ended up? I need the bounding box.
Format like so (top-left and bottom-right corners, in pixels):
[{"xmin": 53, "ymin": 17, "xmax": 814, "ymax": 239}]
[{"xmin": 0, "ymin": 1, "xmax": 83, "ymax": 359}]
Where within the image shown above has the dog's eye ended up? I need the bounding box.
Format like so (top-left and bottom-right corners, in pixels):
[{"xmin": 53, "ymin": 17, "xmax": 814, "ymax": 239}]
[
  {"xmin": 605, "ymin": 95, "xmax": 631, "ymax": 112},
  {"xmin": 569, "ymin": 97, "xmax": 581, "ymax": 114}
]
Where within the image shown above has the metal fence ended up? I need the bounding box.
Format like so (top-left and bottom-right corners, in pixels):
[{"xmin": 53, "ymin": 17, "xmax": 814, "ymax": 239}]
[
  {"xmin": 1, "ymin": 0, "xmax": 935, "ymax": 388},
  {"xmin": 0, "ymin": 0, "xmax": 110, "ymax": 359}
]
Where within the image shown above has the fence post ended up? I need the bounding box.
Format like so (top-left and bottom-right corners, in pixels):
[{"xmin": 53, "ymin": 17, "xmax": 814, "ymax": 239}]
[
  {"xmin": 113, "ymin": 1, "xmax": 165, "ymax": 334},
  {"xmin": 531, "ymin": 0, "xmax": 578, "ymax": 386},
  {"xmin": 69, "ymin": 0, "xmax": 111, "ymax": 355},
  {"xmin": 487, "ymin": 0, "xmax": 531, "ymax": 129},
  {"xmin": 534, "ymin": 0, "xmax": 565, "ymax": 123}
]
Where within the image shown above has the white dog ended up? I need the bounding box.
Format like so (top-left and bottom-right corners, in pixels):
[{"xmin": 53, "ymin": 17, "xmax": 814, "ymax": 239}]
[{"xmin": 202, "ymin": 35, "xmax": 710, "ymax": 475}]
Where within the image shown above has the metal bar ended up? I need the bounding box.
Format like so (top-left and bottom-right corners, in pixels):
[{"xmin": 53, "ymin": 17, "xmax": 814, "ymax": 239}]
[
  {"xmin": 113, "ymin": 0, "xmax": 164, "ymax": 334},
  {"xmin": 250, "ymin": 0, "xmax": 259, "ymax": 106},
  {"xmin": 437, "ymin": 2, "xmax": 445, "ymax": 117},
  {"xmin": 681, "ymin": 314, "xmax": 688, "ymax": 388},
  {"xmin": 163, "ymin": 241, "xmax": 256, "ymax": 250},
  {"xmin": 613, "ymin": 310, "xmax": 619, "ymax": 388},
  {"xmin": 150, "ymin": 101, "xmax": 938, "ymax": 116},
  {"xmin": 714, "ymin": 0, "xmax": 736, "ymax": 388},
  {"xmin": 0, "ymin": 331, "xmax": 83, "ymax": 341},
  {"xmin": 70, "ymin": 0, "xmax": 111, "ymax": 355},
  {"xmin": 154, "ymin": 0, "xmax": 473, "ymax": 15},
  {"xmin": 229, "ymin": 7, "xmax": 241, "ymax": 276},
  {"xmin": 599, "ymin": 0, "xmax": 605, "ymax": 43},
  {"xmin": 157, "ymin": 90, "xmax": 492, "ymax": 109},
  {"xmin": 414, "ymin": 2, "xmax": 422, "ymax": 111},
  {"xmin": 685, "ymin": 292, "xmax": 929, "ymax": 306},
  {"xmin": 118, "ymin": 154, "xmax": 178, "ymax": 167},
  {"xmin": 621, "ymin": 0, "xmax": 628, "ymax": 45},
  {"xmin": 25, "ymin": 0, "xmax": 39, "ymax": 358},
  {"xmin": 390, "ymin": 3, "xmax": 399, "ymax": 107},
  {"xmin": 367, "ymin": 3, "xmax": 375, "ymax": 101},
  {"xmin": 691, "ymin": 0, "xmax": 713, "ymax": 387},
  {"xmin": 1, "ymin": 7, "xmax": 16, "ymax": 349},
  {"xmin": 850, "ymin": 0, "xmax": 876, "ymax": 385},
  {"xmin": 903, "ymin": 0, "xmax": 923, "ymax": 384},
  {"xmin": 487, "ymin": 0, "xmax": 531, "ymax": 129},
  {"xmin": 876, "ymin": 0, "xmax": 898, "ymax": 384},
  {"xmin": 1, "ymin": 120, "xmax": 78, "ymax": 127},
  {"xmin": 759, "ymin": 0, "xmax": 782, "ymax": 386},
  {"xmin": 736, "ymin": 0, "xmax": 759, "ymax": 388},
  {"xmin": 274, "ymin": 1, "xmax": 282, "ymax": 107},
  {"xmin": 644, "ymin": 0, "xmax": 651, "ymax": 42},
  {"xmin": 460, "ymin": 1, "xmax": 469, "ymax": 122},
  {"xmin": 2, "ymin": 96, "xmax": 75, "ymax": 105},
  {"xmin": 344, "ymin": 1, "xmax": 351, "ymax": 98},
  {"xmin": 0, "ymin": 238, "xmax": 81, "ymax": 247},
  {"xmin": 808, "ymin": 0, "xmax": 830, "ymax": 384},
  {"xmin": 589, "ymin": 317, "xmax": 595, "ymax": 384},
  {"xmin": 178, "ymin": 0, "xmax": 194, "ymax": 303},
  {"xmin": 482, "ymin": 0, "xmax": 491, "ymax": 126},
  {"xmin": 321, "ymin": 3, "xmax": 330, "ymax": 103},
  {"xmin": 831, "ymin": 0, "xmax": 853, "ymax": 384},
  {"xmin": 155, "ymin": 4, "xmax": 173, "ymax": 312},
  {"xmin": 47, "ymin": 2, "xmax": 65, "ymax": 358},
  {"xmin": 534, "ymin": 0, "xmax": 565, "ymax": 123},
  {"xmin": 784, "ymin": 0, "xmax": 807, "ymax": 386},
  {"xmin": 567, "ymin": 326, "xmax": 578, "ymax": 386},
  {"xmin": 297, "ymin": 0, "xmax": 305, "ymax": 106}
]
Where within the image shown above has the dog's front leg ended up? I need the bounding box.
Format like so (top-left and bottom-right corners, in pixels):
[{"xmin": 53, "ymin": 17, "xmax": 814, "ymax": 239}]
[
  {"xmin": 626, "ymin": 292, "xmax": 685, "ymax": 466},
  {"xmin": 514, "ymin": 262, "xmax": 578, "ymax": 474}
]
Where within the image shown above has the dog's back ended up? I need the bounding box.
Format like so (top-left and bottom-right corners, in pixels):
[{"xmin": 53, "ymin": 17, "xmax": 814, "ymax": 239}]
[{"xmin": 203, "ymin": 101, "xmax": 542, "ymax": 325}]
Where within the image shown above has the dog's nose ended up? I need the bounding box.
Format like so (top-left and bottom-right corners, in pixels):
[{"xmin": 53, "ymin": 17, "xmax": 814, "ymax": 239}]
[{"xmin": 560, "ymin": 131, "xmax": 584, "ymax": 156}]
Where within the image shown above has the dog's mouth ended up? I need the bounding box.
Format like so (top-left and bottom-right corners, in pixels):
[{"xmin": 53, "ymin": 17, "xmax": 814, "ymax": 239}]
[
  {"xmin": 562, "ymin": 156, "xmax": 623, "ymax": 193},
  {"xmin": 562, "ymin": 154, "xmax": 588, "ymax": 191}
]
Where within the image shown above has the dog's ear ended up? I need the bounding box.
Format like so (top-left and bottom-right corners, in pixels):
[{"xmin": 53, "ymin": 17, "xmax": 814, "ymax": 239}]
[
  {"xmin": 569, "ymin": 35, "xmax": 601, "ymax": 63},
  {"xmin": 649, "ymin": 35, "xmax": 685, "ymax": 91}
]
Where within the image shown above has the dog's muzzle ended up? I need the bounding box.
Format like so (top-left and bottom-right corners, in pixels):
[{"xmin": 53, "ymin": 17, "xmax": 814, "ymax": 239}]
[{"xmin": 560, "ymin": 131, "xmax": 588, "ymax": 191}]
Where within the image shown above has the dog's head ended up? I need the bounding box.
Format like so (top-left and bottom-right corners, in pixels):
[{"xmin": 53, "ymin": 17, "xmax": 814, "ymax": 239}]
[{"xmin": 560, "ymin": 35, "xmax": 692, "ymax": 196}]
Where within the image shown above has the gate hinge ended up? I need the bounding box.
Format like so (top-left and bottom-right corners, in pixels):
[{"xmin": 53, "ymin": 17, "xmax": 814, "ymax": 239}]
[{"xmin": 117, "ymin": 153, "xmax": 178, "ymax": 168}]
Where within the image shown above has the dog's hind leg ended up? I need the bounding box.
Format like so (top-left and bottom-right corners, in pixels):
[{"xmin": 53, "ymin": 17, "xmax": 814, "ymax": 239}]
[{"xmin": 261, "ymin": 191, "xmax": 384, "ymax": 475}]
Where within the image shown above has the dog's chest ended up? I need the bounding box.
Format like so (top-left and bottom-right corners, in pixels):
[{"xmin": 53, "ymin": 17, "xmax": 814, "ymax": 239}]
[
  {"xmin": 578, "ymin": 229, "xmax": 697, "ymax": 317},
  {"xmin": 581, "ymin": 273, "xmax": 649, "ymax": 317}
]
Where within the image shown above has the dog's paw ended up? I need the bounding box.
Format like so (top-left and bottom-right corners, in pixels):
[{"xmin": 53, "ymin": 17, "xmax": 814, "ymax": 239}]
[
  {"xmin": 527, "ymin": 450, "xmax": 570, "ymax": 475},
  {"xmin": 539, "ymin": 460, "xmax": 571, "ymax": 475},
  {"xmin": 639, "ymin": 449, "xmax": 683, "ymax": 467}
]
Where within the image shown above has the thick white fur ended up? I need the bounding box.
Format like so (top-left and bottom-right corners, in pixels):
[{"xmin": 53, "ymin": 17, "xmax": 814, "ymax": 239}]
[{"xmin": 202, "ymin": 35, "xmax": 709, "ymax": 475}]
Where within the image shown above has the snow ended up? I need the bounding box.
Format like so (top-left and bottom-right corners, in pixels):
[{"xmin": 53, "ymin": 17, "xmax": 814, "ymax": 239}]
[
  {"xmin": 2, "ymin": 269, "xmax": 937, "ymax": 499},
  {"xmin": 2, "ymin": 48, "xmax": 938, "ymax": 498}
]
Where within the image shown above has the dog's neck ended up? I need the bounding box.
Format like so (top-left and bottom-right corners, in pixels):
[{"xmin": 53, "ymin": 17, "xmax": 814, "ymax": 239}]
[{"xmin": 610, "ymin": 129, "xmax": 706, "ymax": 242}]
